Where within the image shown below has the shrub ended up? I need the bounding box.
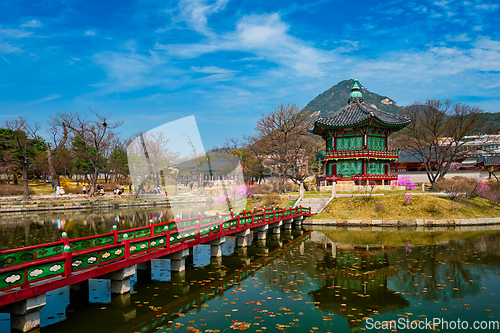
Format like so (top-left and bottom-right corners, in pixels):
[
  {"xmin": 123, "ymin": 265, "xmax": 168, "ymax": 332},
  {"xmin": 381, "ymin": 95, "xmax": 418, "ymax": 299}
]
[
  {"xmin": 374, "ymin": 201, "xmax": 385, "ymax": 212},
  {"xmin": 249, "ymin": 183, "xmax": 273, "ymax": 194},
  {"xmin": 0, "ymin": 185, "xmax": 35, "ymax": 196},
  {"xmin": 476, "ymin": 180, "xmax": 500, "ymax": 205},
  {"xmin": 436, "ymin": 176, "xmax": 479, "ymax": 200},
  {"xmin": 60, "ymin": 177, "xmax": 74, "ymax": 189},
  {"xmin": 262, "ymin": 192, "xmax": 280, "ymax": 207},
  {"xmin": 425, "ymin": 202, "xmax": 439, "ymax": 214},
  {"xmin": 391, "ymin": 175, "xmax": 416, "ymax": 190}
]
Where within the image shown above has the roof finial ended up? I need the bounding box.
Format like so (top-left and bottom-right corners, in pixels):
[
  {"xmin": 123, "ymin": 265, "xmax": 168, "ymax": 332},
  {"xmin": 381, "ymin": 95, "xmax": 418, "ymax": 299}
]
[{"xmin": 348, "ymin": 78, "xmax": 363, "ymax": 103}]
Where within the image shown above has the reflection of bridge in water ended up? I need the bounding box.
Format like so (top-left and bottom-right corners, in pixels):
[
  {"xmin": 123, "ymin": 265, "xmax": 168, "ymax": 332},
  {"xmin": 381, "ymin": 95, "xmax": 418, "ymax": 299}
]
[{"xmin": 0, "ymin": 206, "xmax": 312, "ymax": 332}]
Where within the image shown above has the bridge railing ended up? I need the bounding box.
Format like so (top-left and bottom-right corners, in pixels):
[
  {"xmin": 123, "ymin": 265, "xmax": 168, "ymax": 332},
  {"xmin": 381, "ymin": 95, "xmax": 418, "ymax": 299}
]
[{"xmin": 0, "ymin": 206, "xmax": 311, "ymax": 294}]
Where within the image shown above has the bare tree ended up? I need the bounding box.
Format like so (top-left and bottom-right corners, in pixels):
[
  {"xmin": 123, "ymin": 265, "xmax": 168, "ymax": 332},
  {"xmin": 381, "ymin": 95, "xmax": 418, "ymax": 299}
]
[
  {"xmin": 46, "ymin": 114, "xmax": 69, "ymax": 186},
  {"xmin": 63, "ymin": 109, "xmax": 122, "ymax": 196},
  {"xmin": 3, "ymin": 117, "xmax": 40, "ymax": 200},
  {"xmin": 254, "ymin": 104, "xmax": 322, "ymax": 192},
  {"xmin": 401, "ymin": 99, "xmax": 482, "ymax": 190}
]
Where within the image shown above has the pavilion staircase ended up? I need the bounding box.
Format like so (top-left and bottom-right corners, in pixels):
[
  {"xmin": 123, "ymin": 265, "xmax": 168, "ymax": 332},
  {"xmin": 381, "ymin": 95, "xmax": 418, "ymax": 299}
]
[{"xmin": 296, "ymin": 197, "xmax": 331, "ymax": 214}]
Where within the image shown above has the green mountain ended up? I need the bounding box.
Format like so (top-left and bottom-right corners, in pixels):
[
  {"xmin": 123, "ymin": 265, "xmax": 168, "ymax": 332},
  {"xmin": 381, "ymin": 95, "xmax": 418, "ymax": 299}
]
[{"xmin": 303, "ymin": 79, "xmax": 401, "ymax": 118}]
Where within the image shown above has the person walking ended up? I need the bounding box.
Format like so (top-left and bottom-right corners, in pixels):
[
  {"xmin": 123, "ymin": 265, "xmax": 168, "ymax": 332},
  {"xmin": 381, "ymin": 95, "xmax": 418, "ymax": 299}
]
[{"xmin": 82, "ymin": 184, "xmax": 87, "ymax": 195}]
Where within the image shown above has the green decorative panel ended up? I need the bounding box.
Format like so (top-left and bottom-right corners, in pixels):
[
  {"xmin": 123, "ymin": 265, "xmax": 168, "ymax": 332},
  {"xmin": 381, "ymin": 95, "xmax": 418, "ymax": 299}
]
[
  {"xmin": 72, "ymin": 252, "xmax": 99, "ymax": 270},
  {"xmin": 0, "ymin": 268, "xmax": 25, "ymax": 289},
  {"xmin": 180, "ymin": 218, "xmax": 199, "ymax": 228},
  {"xmin": 336, "ymin": 137, "xmax": 362, "ymax": 150},
  {"xmin": 134, "ymin": 228, "xmax": 151, "ymax": 238},
  {"xmin": 183, "ymin": 230, "xmax": 197, "ymax": 240},
  {"xmin": 367, "ymin": 136, "xmax": 385, "ymax": 150},
  {"xmin": 170, "ymin": 233, "xmax": 183, "ymax": 243},
  {"xmin": 149, "ymin": 237, "xmax": 166, "ymax": 249},
  {"xmin": 69, "ymin": 239, "xmax": 93, "ymax": 252},
  {"xmin": 200, "ymin": 227, "xmax": 210, "ymax": 235},
  {"xmin": 0, "ymin": 249, "xmax": 35, "ymax": 268},
  {"xmin": 100, "ymin": 246, "xmax": 125, "ymax": 263},
  {"xmin": 118, "ymin": 231, "xmax": 135, "ymax": 240},
  {"xmin": 93, "ymin": 235, "xmax": 115, "ymax": 247},
  {"xmin": 130, "ymin": 241, "xmax": 149, "ymax": 254},
  {"xmin": 337, "ymin": 160, "xmax": 362, "ymax": 178},
  {"xmin": 367, "ymin": 160, "xmax": 385, "ymax": 175},
  {"xmin": 221, "ymin": 214, "xmax": 232, "ymax": 221},
  {"xmin": 27, "ymin": 260, "xmax": 65, "ymax": 282},
  {"xmin": 36, "ymin": 244, "xmax": 64, "ymax": 260}
]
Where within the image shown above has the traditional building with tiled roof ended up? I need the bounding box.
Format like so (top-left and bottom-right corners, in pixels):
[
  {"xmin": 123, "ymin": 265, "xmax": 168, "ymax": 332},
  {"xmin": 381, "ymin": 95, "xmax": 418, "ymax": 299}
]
[{"xmin": 308, "ymin": 79, "xmax": 411, "ymax": 184}]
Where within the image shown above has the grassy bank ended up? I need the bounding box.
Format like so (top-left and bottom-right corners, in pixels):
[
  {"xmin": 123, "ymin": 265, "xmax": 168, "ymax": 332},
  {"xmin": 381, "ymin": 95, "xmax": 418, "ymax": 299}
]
[{"xmin": 315, "ymin": 195, "xmax": 500, "ymax": 220}]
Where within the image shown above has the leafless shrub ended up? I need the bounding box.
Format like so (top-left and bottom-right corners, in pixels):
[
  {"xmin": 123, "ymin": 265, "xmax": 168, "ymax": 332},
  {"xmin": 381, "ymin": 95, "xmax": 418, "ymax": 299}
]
[
  {"xmin": 262, "ymin": 192, "xmax": 281, "ymax": 207},
  {"xmin": 374, "ymin": 201, "xmax": 385, "ymax": 213},
  {"xmin": 0, "ymin": 185, "xmax": 34, "ymax": 196},
  {"xmin": 249, "ymin": 183, "xmax": 273, "ymax": 194},
  {"xmin": 436, "ymin": 176, "xmax": 479, "ymax": 200}
]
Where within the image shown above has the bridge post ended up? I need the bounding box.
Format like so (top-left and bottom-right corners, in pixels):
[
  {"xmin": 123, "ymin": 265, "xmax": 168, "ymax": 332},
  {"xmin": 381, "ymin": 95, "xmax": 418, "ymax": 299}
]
[
  {"xmin": 99, "ymin": 265, "xmax": 136, "ymax": 294},
  {"xmin": 283, "ymin": 218, "xmax": 293, "ymax": 229},
  {"xmin": 293, "ymin": 215, "xmax": 303, "ymax": 226},
  {"xmin": 270, "ymin": 221, "xmax": 282, "ymax": 234},
  {"xmin": 166, "ymin": 248, "xmax": 189, "ymax": 272},
  {"xmin": 0, "ymin": 294, "xmax": 46, "ymax": 332},
  {"xmin": 253, "ymin": 225, "xmax": 268, "ymax": 240},
  {"xmin": 235, "ymin": 229, "xmax": 250, "ymax": 247},
  {"xmin": 210, "ymin": 237, "xmax": 226, "ymax": 257}
]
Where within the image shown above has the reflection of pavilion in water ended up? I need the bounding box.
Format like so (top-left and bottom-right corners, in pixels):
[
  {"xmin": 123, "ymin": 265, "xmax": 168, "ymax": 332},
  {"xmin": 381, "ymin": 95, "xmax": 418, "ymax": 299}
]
[{"xmin": 310, "ymin": 243, "xmax": 409, "ymax": 333}]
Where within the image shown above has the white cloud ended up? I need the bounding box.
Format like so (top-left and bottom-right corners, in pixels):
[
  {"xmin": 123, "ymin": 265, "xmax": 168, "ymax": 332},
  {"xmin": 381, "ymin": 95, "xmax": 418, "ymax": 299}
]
[
  {"xmin": 84, "ymin": 30, "xmax": 96, "ymax": 36},
  {"xmin": 157, "ymin": 13, "xmax": 332, "ymax": 77},
  {"xmin": 446, "ymin": 33, "xmax": 471, "ymax": 42},
  {"xmin": 177, "ymin": 0, "xmax": 229, "ymax": 36},
  {"xmin": 191, "ymin": 66, "xmax": 237, "ymax": 74},
  {"xmin": 20, "ymin": 20, "xmax": 42, "ymax": 28},
  {"xmin": 23, "ymin": 94, "xmax": 62, "ymax": 105},
  {"xmin": 0, "ymin": 42, "xmax": 23, "ymax": 54},
  {"xmin": 0, "ymin": 28, "xmax": 33, "ymax": 38}
]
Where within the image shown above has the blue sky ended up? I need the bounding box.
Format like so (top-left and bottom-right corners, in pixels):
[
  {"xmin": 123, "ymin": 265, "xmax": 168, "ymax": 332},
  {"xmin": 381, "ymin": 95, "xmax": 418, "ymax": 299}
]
[{"xmin": 1, "ymin": 0, "xmax": 500, "ymax": 148}]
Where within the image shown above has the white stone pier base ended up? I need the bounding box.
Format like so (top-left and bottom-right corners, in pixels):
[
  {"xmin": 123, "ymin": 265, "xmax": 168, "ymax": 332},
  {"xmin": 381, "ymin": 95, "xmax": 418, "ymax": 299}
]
[
  {"xmin": 4, "ymin": 294, "xmax": 46, "ymax": 332},
  {"xmin": 166, "ymin": 248, "xmax": 189, "ymax": 272},
  {"xmin": 100, "ymin": 266, "xmax": 136, "ymax": 294},
  {"xmin": 210, "ymin": 237, "xmax": 226, "ymax": 257},
  {"xmin": 235, "ymin": 229, "xmax": 250, "ymax": 247},
  {"xmin": 253, "ymin": 225, "xmax": 268, "ymax": 240}
]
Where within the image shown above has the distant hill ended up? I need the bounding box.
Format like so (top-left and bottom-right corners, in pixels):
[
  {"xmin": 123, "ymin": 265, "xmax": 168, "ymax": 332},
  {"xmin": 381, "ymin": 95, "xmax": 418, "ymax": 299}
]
[{"xmin": 303, "ymin": 79, "xmax": 401, "ymax": 118}]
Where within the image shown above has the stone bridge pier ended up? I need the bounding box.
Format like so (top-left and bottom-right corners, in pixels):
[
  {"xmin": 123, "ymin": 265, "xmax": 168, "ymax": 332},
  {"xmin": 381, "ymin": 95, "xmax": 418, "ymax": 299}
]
[
  {"xmin": 252, "ymin": 225, "xmax": 268, "ymax": 240},
  {"xmin": 0, "ymin": 294, "xmax": 46, "ymax": 332},
  {"xmin": 210, "ymin": 237, "xmax": 226, "ymax": 257},
  {"xmin": 166, "ymin": 248, "xmax": 190, "ymax": 272},
  {"xmin": 283, "ymin": 218, "xmax": 293, "ymax": 229},
  {"xmin": 235, "ymin": 229, "xmax": 250, "ymax": 247},
  {"xmin": 100, "ymin": 265, "xmax": 136, "ymax": 295},
  {"xmin": 270, "ymin": 221, "xmax": 282, "ymax": 234}
]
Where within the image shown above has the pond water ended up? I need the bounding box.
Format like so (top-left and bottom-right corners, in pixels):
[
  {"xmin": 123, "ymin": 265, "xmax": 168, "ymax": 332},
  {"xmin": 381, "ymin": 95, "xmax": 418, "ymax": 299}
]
[
  {"xmin": 0, "ymin": 206, "xmax": 214, "ymax": 251},
  {"xmin": 1, "ymin": 213, "xmax": 500, "ymax": 332}
]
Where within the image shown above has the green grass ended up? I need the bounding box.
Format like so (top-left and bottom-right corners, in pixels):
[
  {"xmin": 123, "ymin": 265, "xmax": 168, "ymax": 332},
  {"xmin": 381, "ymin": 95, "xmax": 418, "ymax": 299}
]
[{"xmin": 315, "ymin": 195, "xmax": 500, "ymax": 220}]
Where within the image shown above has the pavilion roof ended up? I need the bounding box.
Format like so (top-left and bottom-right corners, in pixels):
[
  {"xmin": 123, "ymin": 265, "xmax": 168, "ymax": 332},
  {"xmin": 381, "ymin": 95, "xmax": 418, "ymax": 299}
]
[{"xmin": 308, "ymin": 79, "xmax": 411, "ymax": 134}]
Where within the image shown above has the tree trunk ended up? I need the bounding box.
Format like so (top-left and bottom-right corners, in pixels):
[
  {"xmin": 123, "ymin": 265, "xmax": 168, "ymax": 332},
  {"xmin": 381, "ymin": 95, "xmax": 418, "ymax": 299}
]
[
  {"xmin": 89, "ymin": 169, "xmax": 99, "ymax": 197},
  {"xmin": 22, "ymin": 155, "xmax": 30, "ymax": 201},
  {"xmin": 46, "ymin": 144, "xmax": 59, "ymax": 187}
]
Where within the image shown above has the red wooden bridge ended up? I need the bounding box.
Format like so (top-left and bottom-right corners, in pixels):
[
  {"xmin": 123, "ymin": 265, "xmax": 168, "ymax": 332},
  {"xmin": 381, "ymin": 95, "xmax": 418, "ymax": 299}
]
[{"xmin": 0, "ymin": 206, "xmax": 312, "ymax": 310}]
